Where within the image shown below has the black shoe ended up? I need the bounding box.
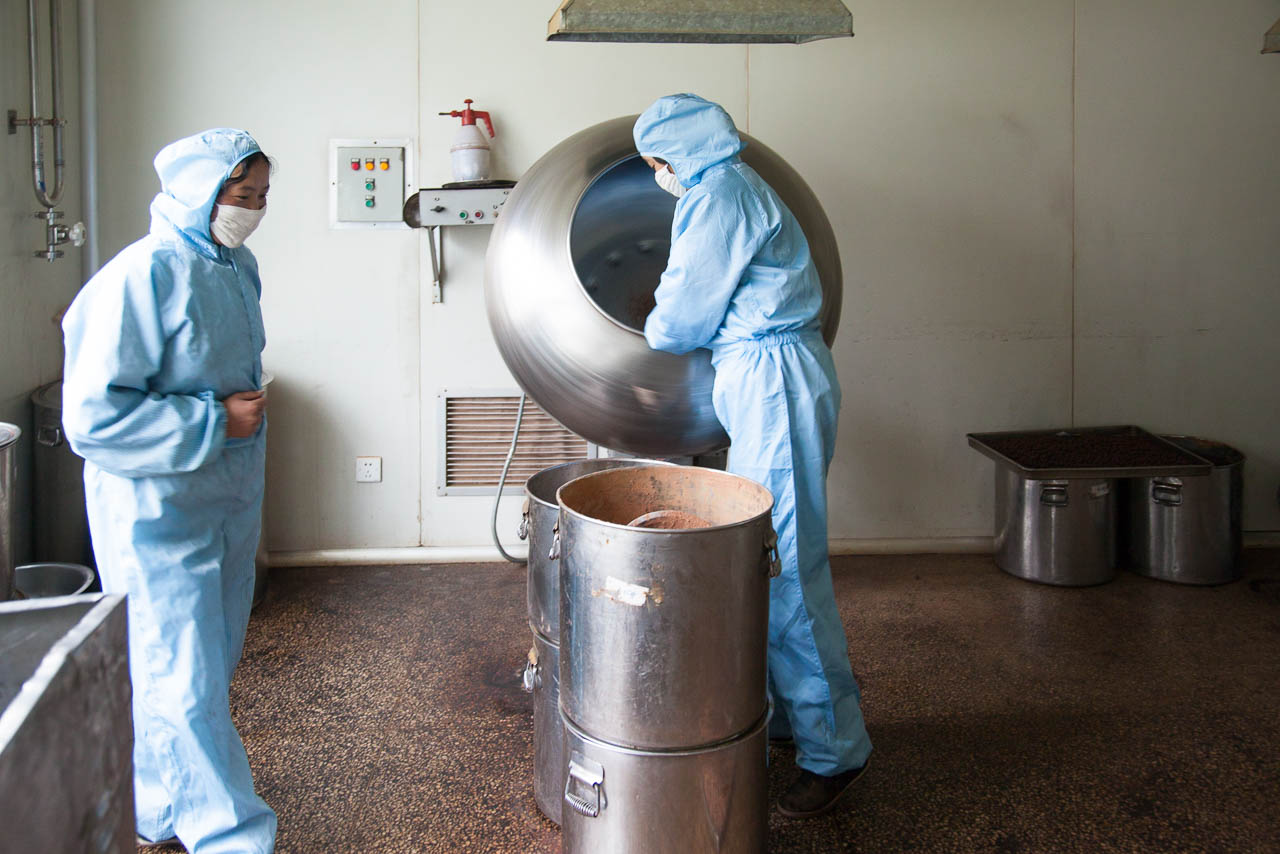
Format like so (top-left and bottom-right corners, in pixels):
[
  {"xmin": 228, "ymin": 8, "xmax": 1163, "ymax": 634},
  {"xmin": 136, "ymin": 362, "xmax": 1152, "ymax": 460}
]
[
  {"xmin": 136, "ymin": 835, "xmax": 180, "ymax": 848},
  {"xmin": 777, "ymin": 761, "xmax": 869, "ymax": 818}
]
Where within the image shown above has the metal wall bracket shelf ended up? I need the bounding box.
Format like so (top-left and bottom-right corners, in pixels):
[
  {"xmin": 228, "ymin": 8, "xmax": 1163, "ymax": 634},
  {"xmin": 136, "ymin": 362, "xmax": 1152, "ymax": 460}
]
[{"xmin": 403, "ymin": 183, "xmax": 514, "ymax": 303}]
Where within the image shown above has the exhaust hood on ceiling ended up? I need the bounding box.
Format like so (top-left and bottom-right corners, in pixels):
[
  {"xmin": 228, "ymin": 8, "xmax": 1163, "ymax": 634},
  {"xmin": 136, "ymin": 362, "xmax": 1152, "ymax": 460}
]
[
  {"xmin": 1265, "ymin": 17, "xmax": 1280, "ymax": 54},
  {"xmin": 547, "ymin": 0, "xmax": 854, "ymax": 44}
]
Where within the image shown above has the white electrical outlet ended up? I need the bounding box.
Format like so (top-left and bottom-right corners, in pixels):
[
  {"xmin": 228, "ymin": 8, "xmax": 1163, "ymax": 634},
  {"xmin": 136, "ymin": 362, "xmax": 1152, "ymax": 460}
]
[{"xmin": 355, "ymin": 456, "xmax": 383, "ymax": 483}]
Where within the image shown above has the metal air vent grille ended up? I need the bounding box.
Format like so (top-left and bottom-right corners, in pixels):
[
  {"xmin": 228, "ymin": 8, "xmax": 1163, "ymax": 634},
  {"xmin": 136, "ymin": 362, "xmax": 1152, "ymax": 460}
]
[{"xmin": 438, "ymin": 392, "xmax": 591, "ymax": 495}]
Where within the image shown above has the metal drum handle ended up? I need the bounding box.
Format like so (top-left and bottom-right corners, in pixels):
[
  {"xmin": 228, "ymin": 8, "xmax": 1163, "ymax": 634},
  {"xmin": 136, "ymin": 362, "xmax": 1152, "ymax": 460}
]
[
  {"xmin": 548, "ymin": 522, "xmax": 561, "ymax": 561},
  {"xmin": 764, "ymin": 529, "xmax": 781, "ymax": 577},
  {"xmin": 1040, "ymin": 484, "xmax": 1069, "ymax": 508},
  {"xmin": 564, "ymin": 754, "xmax": 605, "ymax": 818},
  {"xmin": 1152, "ymin": 478, "xmax": 1183, "ymax": 506},
  {"xmin": 517, "ymin": 497, "xmax": 530, "ymax": 540},
  {"xmin": 36, "ymin": 425, "xmax": 63, "ymax": 447},
  {"xmin": 521, "ymin": 646, "xmax": 540, "ymax": 693}
]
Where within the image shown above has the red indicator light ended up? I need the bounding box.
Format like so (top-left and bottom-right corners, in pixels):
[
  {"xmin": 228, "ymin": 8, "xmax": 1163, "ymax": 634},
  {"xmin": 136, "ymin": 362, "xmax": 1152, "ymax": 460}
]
[{"xmin": 349, "ymin": 159, "xmax": 360, "ymax": 171}]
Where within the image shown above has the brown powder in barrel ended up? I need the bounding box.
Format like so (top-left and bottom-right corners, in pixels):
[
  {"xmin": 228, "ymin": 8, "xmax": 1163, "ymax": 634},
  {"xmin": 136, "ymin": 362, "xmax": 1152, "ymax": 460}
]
[
  {"xmin": 983, "ymin": 431, "xmax": 1202, "ymax": 470},
  {"xmin": 628, "ymin": 510, "xmax": 713, "ymax": 529}
]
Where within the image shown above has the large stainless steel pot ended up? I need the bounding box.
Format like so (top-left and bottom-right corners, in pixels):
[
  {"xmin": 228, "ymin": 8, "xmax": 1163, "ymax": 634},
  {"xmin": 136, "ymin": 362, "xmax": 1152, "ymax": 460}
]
[
  {"xmin": 485, "ymin": 116, "xmax": 842, "ymax": 457},
  {"xmin": 1126, "ymin": 436, "xmax": 1244, "ymax": 585},
  {"xmin": 560, "ymin": 710, "xmax": 768, "ymax": 854},
  {"xmin": 1, "ymin": 423, "xmax": 20, "ymax": 601},
  {"xmin": 522, "ymin": 629, "xmax": 563, "ymax": 825},
  {"xmin": 522, "ymin": 457, "xmax": 671, "ymax": 639},
  {"xmin": 558, "ymin": 465, "xmax": 776, "ymax": 749},
  {"xmin": 994, "ymin": 468, "xmax": 1117, "ymax": 586}
]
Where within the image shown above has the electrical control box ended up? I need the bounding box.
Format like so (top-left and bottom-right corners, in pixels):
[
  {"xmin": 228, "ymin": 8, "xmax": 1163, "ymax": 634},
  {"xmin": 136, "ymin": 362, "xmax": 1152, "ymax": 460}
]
[
  {"xmin": 417, "ymin": 187, "xmax": 512, "ymax": 226},
  {"xmin": 329, "ymin": 138, "xmax": 413, "ymax": 229}
]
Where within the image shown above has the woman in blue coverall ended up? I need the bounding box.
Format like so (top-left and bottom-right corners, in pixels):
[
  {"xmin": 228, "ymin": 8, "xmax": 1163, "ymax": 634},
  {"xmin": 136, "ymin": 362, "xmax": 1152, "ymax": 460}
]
[
  {"xmin": 62, "ymin": 129, "xmax": 276, "ymax": 853},
  {"xmin": 635, "ymin": 94, "xmax": 873, "ymax": 818}
]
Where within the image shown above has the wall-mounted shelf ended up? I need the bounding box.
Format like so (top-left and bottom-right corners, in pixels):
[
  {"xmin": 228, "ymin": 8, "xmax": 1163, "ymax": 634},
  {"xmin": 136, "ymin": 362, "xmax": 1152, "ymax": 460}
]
[{"xmin": 403, "ymin": 181, "xmax": 515, "ymax": 303}]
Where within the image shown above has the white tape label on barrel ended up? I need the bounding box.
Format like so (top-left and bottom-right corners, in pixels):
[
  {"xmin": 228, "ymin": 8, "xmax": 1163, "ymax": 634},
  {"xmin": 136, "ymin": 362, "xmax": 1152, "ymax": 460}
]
[{"xmin": 599, "ymin": 576, "xmax": 650, "ymax": 607}]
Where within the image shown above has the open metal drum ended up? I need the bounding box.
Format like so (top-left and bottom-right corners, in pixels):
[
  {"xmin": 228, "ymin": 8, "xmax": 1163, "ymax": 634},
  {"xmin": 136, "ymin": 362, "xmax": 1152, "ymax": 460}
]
[
  {"xmin": 557, "ymin": 465, "xmax": 775, "ymax": 749},
  {"xmin": 522, "ymin": 457, "xmax": 670, "ymax": 640}
]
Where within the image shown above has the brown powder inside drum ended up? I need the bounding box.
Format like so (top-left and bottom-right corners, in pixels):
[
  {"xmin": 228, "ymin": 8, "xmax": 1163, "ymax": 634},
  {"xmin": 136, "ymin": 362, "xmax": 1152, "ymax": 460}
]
[
  {"xmin": 625, "ymin": 292, "xmax": 657, "ymax": 329},
  {"xmin": 628, "ymin": 510, "xmax": 713, "ymax": 529},
  {"xmin": 983, "ymin": 431, "xmax": 1198, "ymax": 469}
]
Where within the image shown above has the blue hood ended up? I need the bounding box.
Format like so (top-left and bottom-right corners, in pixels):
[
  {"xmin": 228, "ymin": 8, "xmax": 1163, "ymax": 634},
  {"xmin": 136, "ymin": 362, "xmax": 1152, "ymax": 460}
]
[
  {"xmin": 633, "ymin": 94, "xmax": 745, "ymax": 189},
  {"xmin": 149, "ymin": 128, "xmax": 262, "ymax": 257}
]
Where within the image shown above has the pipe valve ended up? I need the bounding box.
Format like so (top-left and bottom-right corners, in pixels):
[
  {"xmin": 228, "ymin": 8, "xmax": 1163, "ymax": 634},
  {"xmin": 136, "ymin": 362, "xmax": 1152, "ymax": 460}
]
[{"xmin": 34, "ymin": 209, "xmax": 86, "ymax": 261}]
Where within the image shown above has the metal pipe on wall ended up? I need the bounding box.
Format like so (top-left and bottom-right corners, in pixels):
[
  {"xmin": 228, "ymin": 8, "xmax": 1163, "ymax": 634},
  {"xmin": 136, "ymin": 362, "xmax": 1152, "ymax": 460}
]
[
  {"xmin": 79, "ymin": 0, "xmax": 99, "ymax": 276},
  {"xmin": 26, "ymin": 0, "xmax": 66, "ymax": 209}
]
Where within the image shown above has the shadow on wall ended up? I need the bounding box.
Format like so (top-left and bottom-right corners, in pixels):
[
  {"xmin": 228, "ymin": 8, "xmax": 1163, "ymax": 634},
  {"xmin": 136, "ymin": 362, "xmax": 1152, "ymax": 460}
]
[{"xmin": 261, "ymin": 373, "xmax": 333, "ymax": 554}]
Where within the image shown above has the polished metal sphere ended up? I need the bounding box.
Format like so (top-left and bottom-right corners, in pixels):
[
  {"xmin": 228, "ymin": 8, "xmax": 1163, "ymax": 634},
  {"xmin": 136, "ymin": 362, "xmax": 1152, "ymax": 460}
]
[{"xmin": 484, "ymin": 115, "xmax": 842, "ymax": 457}]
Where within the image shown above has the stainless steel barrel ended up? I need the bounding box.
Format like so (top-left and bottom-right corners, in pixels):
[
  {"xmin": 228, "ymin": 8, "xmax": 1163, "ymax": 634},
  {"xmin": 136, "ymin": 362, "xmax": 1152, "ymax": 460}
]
[
  {"xmin": 558, "ymin": 465, "xmax": 776, "ymax": 749},
  {"xmin": 521, "ymin": 457, "xmax": 672, "ymax": 825},
  {"xmin": 994, "ymin": 468, "xmax": 1117, "ymax": 586},
  {"xmin": 522, "ymin": 629, "xmax": 563, "ymax": 824},
  {"xmin": 1127, "ymin": 436, "xmax": 1244, "ymax": 585},
  {"xmin": 560, "ymin": 711, "xmax": 768, "ymax": 854},
  {"xmin": 485, "ymin": 115, "xmax": 842, "ymax": 458},
  {"xmin": 1, "ymin": 423, "xmax": 20, "ymax": 601},
  {"xmin": 522, "ymin": 458, "xmax": 671, "ymax": 639}
]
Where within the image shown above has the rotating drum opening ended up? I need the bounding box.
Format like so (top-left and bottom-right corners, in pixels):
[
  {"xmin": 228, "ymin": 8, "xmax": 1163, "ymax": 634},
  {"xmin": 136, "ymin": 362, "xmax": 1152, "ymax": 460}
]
[{"xmin": 570, "ymin": 155, "xmax": 676, "ymax": 333}]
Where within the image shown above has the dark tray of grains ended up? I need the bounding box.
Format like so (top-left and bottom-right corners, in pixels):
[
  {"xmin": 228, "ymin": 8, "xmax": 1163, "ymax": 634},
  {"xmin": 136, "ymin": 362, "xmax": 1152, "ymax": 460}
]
[{"xmin": 966, "ymin": 425, "xmax": 1214, "ymax": 479}]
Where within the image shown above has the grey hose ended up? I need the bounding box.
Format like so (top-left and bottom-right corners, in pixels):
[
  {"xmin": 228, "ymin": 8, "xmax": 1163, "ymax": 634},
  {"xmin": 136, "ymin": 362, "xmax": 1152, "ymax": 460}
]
[{"xmin": 491, "ymin": 393, "xmax": 527, "ymax": 564}]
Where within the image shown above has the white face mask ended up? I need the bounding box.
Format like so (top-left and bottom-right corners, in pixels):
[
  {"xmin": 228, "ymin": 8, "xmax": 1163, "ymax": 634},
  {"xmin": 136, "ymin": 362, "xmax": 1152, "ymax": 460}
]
[
  {"xmin": 654, "ymin": 168, "xmax": 685, "ymax": 199},
  {"xmin": 210, "ymin": 204, "xmax": 266, "ymax": 248}
]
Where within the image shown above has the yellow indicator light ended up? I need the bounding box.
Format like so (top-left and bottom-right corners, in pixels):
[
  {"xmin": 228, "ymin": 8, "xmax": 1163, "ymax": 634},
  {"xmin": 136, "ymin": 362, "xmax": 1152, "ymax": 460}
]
[
  {"xmin": 379, "ymin": 159, "xmax": 390, "ymax": 171},
  {"xmin": 364, "ymin": 159, "xmax": 375, "ymax": 171}
]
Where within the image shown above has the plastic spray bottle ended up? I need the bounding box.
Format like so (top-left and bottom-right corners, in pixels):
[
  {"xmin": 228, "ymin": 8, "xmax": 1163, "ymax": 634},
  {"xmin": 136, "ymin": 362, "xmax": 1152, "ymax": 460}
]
[{"xmin": 439, "ymin": 99, "xmax": 496, "ymax": 182}]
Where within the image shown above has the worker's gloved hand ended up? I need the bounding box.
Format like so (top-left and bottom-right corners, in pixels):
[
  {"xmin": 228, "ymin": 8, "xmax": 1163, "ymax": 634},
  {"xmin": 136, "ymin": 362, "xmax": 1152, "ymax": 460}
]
[{"xmin": 224, "ymin": 390, "xmax": 267, "ymax": 438}]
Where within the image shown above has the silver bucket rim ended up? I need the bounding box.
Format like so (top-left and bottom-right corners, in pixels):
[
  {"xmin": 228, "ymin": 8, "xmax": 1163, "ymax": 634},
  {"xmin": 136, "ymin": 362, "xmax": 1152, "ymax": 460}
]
[
  {"xmin": 526, "ymin": 457, "xmax": 673, "ymax": 511},
  {"xmin": 556, "ymin": 465, "xmax": 774, "ymax": 535},
  {"xmin": 1160, "ymin": 435, "xmax": 1244, "ymax": 468},
  {"xmin": 561, "ymin": 702, "xmax": 771, "ymax": 757},
  {"xmin": 0, "ymin": 422, "xmax": 20, "ymax": 450}
]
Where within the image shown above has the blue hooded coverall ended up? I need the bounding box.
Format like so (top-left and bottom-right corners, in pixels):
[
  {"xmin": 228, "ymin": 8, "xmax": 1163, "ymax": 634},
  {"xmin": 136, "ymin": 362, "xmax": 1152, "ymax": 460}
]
[
  {"xmin": 635, "ymin": 95, "xmax": 873, "ymax": 776},
  {"xmin": 61, "ymin": 129, "xmax": 276, "ymax": 853}
]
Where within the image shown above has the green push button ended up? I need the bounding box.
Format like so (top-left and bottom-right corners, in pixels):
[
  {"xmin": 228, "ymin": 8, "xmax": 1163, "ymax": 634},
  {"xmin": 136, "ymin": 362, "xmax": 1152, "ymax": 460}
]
[
  {"xmin": 458, "ymin": 211, "xmax": 468, "ymax": 220},
  {"xmin": 365, "ymin": 181, "xmax": 375, "ymax": 191},
  {"xmin": 365, "ymin": 198, "xmax": 375, "ymax": 208}
]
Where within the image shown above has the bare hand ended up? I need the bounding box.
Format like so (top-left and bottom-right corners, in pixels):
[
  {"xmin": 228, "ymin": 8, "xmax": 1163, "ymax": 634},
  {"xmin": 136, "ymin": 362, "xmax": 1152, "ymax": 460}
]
[{"xmin": 224, "ymin": 390, "xmax": 267, "ymax": 439}]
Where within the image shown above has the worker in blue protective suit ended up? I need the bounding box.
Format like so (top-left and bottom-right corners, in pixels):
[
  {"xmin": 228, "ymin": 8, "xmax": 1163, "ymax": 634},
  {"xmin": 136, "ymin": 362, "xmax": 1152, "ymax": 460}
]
[
  {"xmin": 61, "ymin": 129, "xmax": 276, "ymax": 854},
  {"xmin": 635, "ymin": 94, "xmax": 873, "ymax": 818}
]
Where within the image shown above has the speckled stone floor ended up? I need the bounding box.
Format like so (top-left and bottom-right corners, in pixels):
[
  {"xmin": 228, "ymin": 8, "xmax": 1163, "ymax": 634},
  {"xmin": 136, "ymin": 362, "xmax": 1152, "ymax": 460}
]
[{"xmin": 150, "ymin": 550, "xmax": 1280, "ymax": 853}]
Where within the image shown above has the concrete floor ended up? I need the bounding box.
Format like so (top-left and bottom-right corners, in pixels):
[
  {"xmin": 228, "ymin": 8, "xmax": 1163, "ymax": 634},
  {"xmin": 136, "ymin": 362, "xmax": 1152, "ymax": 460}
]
[{"xmin": 151, "ymin": 550, "xmax": 1279, "ymax": 853}]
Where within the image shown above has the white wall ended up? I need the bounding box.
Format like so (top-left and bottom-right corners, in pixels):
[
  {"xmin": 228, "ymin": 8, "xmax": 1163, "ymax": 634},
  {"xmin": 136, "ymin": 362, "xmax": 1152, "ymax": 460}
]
[
  {"xmin": 751, "ymin": 2, "xmax": 1077, "ymax": 539},
  {"xmin": 1075, "ymin": 0, "xmax": 1280, "ymax": 530},
  {"xmin": 1, "ymin": 2, "xmax": 83, "ymax": 562},
  {"xmin": 88, "ymin": 0, "xmax": 1279, "ymax": 556},
  {"xmin": 96, "ymin": 1, "xmax": 422, "ymax": 551}
]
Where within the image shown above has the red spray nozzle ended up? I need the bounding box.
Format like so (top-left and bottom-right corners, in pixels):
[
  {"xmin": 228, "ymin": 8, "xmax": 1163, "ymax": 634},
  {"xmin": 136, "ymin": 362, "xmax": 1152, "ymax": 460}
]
[{"xmin": 438, "ymin": 99, "xmax": 495, "ymax": 138}]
